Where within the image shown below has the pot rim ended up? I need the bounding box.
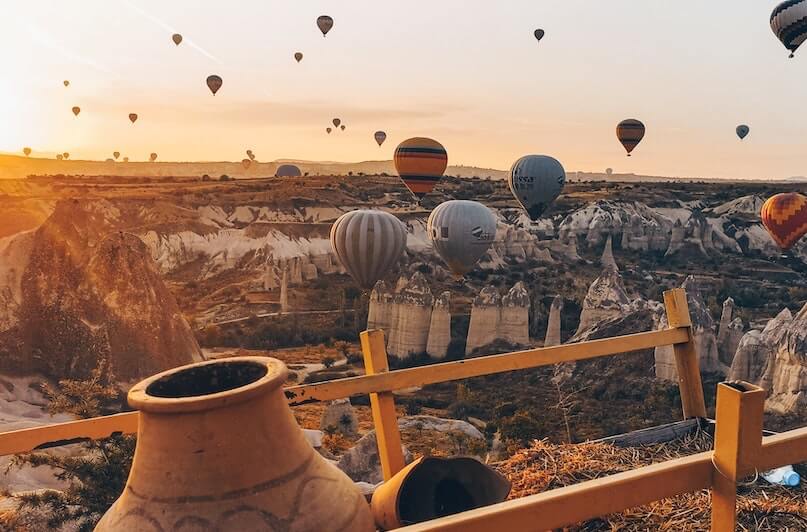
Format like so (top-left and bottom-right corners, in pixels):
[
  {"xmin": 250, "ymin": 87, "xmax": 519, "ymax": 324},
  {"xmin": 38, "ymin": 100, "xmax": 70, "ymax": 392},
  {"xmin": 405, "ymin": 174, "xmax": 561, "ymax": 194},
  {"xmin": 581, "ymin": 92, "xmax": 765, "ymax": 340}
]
[{"xmin": 128, "ymin": 356, "xmax": 288, "ymax": 414}]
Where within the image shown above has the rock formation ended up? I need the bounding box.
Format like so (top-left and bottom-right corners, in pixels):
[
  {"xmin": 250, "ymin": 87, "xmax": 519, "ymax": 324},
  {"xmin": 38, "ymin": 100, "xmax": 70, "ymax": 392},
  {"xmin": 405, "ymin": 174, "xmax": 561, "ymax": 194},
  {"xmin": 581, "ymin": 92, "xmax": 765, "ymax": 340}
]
[
  {"xmin": 465, "ymin": 286, "xmax": 502, "ymax": 355},
  {"xmin": 426, "ymin": 291, "xmax": 451, "ymax": 359},
  {"xmin": 577, "ymin": 268, "xmax": 630, "ymax": 335},
  {"xmin": 0, "ymin": 200, "xmax": 202, "ymax": 381},
  {"xmin": 367, "ymin": 281, "xmax": 393, "ymax": 336},
  {"xmin": 729, "ymin": 305, "xmax": 806, "ymax": 414},
  {"xmin": 386, "ymin": 272, "xmax": 433, "ymax": 359},
  {"xmin": 280, "ymin": 267, "xmax": 289, "ymax": 313},
  {"xmin": 499, "ymin": 282, "xmax": 530, "ymax": 347},
  {"xmin": 654, "ymin": 276, "xmax": 725, "ymax": 381},
  {"xmin": 320, "ymin": 398, "xmax": 359, "ymax": 437},
  {"xmin": 545, "ymin": 295, "xmax": 563, "ymax": 347},
  {"xmin": 601, "ymin": 234, "xmax": 618, "ymax": 271},
  {"xmin": 717, "ymin": 298, "xmax": 736, "ymax": 362},
  {"xmin": 263, "ymin": 265, "xmax": 278, "ymax": 291}
]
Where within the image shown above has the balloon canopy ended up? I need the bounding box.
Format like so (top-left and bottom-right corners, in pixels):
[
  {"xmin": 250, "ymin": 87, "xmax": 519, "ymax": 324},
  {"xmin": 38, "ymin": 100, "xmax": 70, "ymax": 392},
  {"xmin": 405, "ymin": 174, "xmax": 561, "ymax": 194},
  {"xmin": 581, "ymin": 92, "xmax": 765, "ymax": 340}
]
[
  {"xmin": 172, "ymin": 33, "xmax": 183, "ymax": 46},
  {"xmin": 374, "ymin": 131, "xmax": 387, "ymax": 146},
  {"xmin": 771, "ymin": 1, "xmax": 807, "ymax": 57},
  {"xmin": 330, "ymin": 210, "xmax": 407, "ymax": 290},
  {"xmin": 394, "ymin": 137, "xmax": 448, "ymax": 200},
  {"xmin": 428, "ymin": 200, "xmax": 496, "ymax": 279},
  {"xmin": 317, "ymin": 15, "xmax": 334, "ymax": 36},
  {"xmin": 206, "ymin": 75, "xmax": 223, "ymax": 95},
  {"xmin": 508, "ymin": 155, "xmax": 566, "ymax": 221},
  {"xmin": 761, "ymin": 193, "xmax": 807, "ymax": 250},
  {"xmin": 617, "ymin": 119, "xmax": 645, "ymax": 156},
  {"xmin": 736, "ymin": 125, "xmax": 750, "ymax": 140},
  {"xmin": 276, "ymin": 164, "xmax": 302, "ymax": 177}
]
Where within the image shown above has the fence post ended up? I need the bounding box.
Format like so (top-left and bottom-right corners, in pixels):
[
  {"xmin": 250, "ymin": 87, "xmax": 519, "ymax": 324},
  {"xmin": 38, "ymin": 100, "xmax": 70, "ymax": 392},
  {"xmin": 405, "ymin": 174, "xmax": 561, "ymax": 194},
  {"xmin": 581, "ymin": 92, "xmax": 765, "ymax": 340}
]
[
  {"xmin": 663, "ymin": 288, "xmax": 707, "ymax": 419},
  {"xmin": 710, "ymin": 381, "xmax": 765, "ymax": 532},
  {"xmin": 360, "ymin": 329, "xmax": 405, "ymax": 481}
]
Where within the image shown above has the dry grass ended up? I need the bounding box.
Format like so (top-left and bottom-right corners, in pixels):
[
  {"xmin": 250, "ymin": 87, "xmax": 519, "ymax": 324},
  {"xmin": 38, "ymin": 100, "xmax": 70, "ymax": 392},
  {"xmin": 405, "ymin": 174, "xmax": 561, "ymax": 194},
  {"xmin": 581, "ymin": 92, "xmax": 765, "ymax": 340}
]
[{"xmin": 495, "ymin": 429, "xmax": 807, "ymax": 531}]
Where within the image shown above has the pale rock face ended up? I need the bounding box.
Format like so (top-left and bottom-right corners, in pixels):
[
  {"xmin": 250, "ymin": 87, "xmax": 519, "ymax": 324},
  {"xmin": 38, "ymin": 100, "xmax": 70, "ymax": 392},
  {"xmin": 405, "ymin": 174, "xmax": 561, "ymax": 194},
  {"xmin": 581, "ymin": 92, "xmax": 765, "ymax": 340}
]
[
  {"xmin": 280, "ymin": 267, "xmax": 289, "ymax": 313},
  {"xmin": 367, "ymin": 281, "xmax": 393, "ymax": 335},
  {"xmin": 729, "ymin": 306, "xmax": 807, "ymax": 414},
  {"xmin": 0, "ymin": 200, "xmax": 202, "ymax": 381},
  {"xmin": 717, "ymin": 298, "xmax": 741, "ymax": 365},
  {"xmin": 263, "ymin": 265, "xmax": 278, "ymax": 291},
  {"xmin": 320, "ymin": 398, "xmax": 359, "ymax": 437},
  {"xmin": 545, "ymin": 295, "xmax": 564, "ymax": 347},
  {"xmin": 386, "ymin": 272, "xmax": 433, "ymax": 359},
  {"xmin": 558, "ymin": 200, "xmax": 672, "ymax": 251},
  {"xmin": 426, "ymin": 291, "xmax": 451, "ymax": 359},
  {"xmin": 601, "ymin": 234, "xmax": 618, "ymax": 271},
  {"xmin": 723, "ymin": 317, "xmax": 745, "ymax": 367},
  {"xmin": 577, "ymin": 268, "xmax": 630, "ymax": 335},
  {"xmin": 337, "ymin": 432, "xmax": 412, "ymax": 485},
  {"xmin": 465, "ymin": 286, "xmax": 502, "ymax": 356},
  {"xmin": 499, "ymin": 282, "xmax": 531, "ymax": 347},
  {"xmin": 711, "ymin": 195, "xmax": 765, "ymax": 217},
  {"xmin": 302, "ymin": 262, "xmax": 318, "ymax": 281}
]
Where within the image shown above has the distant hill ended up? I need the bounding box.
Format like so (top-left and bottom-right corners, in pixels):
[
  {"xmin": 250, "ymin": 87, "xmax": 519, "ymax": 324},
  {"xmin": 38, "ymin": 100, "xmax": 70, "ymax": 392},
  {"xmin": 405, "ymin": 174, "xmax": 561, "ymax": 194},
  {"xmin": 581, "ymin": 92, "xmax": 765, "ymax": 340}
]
[
  {"xmin": 0, "ymin": 154, "xmax": 799, "ymax": 183},
  {"xmin": 0, "ymin": 154, "xmax": 507, "ymax": 180}
]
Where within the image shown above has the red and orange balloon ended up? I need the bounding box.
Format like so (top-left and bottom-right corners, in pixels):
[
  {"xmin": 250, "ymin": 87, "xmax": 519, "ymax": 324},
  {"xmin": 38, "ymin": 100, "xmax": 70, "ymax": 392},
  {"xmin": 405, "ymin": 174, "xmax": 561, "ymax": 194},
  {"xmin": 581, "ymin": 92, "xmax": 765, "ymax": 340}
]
[{"xmin": 761, "ymin": 193, "xmax": 807, "ymax": 251}]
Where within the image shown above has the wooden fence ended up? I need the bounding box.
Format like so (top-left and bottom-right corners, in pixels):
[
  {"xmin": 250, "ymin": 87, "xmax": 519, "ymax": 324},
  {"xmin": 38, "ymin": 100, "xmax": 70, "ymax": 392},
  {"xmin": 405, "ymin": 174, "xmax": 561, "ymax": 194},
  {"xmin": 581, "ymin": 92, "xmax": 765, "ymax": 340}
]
[{"xmin": 0, "ymin": 287, "xmax": 805, "ymax": 530}]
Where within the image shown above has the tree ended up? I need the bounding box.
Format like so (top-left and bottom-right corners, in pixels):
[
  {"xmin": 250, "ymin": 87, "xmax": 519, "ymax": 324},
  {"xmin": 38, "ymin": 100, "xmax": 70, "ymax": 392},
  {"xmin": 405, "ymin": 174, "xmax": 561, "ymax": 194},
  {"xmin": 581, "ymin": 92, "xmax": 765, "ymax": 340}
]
[{"xmin": 9, "ymin": 358, "xmax": 134, "ymax": 532}]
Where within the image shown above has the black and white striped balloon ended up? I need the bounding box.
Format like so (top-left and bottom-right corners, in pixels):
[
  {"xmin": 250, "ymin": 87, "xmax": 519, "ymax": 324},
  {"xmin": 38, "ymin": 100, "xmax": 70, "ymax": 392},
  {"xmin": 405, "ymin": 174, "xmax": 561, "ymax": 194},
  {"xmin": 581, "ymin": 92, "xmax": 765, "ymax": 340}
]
[{"xmin": 771, "ymin": 0, "xmax": 807, "ymax": 58}]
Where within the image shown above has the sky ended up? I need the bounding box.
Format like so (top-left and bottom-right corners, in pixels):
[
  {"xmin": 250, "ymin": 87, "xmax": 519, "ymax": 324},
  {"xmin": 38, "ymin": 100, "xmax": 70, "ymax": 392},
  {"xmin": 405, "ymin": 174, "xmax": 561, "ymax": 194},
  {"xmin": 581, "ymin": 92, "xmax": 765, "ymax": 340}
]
[{"xmin": 1, "ymin": 0, "xmax": 806, "ymax": 179}]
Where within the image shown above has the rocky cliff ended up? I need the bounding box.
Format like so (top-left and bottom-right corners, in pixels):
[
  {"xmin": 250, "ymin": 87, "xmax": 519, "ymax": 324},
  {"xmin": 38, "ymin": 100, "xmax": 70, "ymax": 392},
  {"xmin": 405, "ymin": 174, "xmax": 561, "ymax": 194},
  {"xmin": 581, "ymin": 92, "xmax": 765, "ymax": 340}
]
[
  {"xmin": 576, "ymin": 268, "xmax": 630, "ymax": 335},
  {"xmin": 0, "ymin": 200, "xmax": 201, "ymax": 381},
  {"xmin": 729, "ymin": 305, "xmax": 807, "ymax": 414},
  {"xmin": 426, "ymin": 291, "xmax": 451, "ymax": 359},
  {"xmin": 386, "ymin": 272, "xmax": 434, "ymax": 359}
]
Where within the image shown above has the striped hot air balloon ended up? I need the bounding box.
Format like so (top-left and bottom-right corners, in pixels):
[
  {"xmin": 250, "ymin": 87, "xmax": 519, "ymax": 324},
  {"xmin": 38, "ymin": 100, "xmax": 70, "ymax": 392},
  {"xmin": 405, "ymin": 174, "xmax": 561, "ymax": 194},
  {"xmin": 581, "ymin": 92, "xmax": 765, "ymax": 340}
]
[
  {"xmin": 771, "ymin": 0, "xmax": 807, "ymax": 58},
  {"xmin": 394, "ymin": 137, "xmax": 448, "ymax": 200},
  {"xmin": 330, "ymin": 210, "xmax": 407, "ymax": 290},
  {"xmin": 761, "ymin": 193, "xmax": 807, "ymax": 251},
  {"xmin": 616, "ymin": 119, "xmax": 645, "ymax": 156}
]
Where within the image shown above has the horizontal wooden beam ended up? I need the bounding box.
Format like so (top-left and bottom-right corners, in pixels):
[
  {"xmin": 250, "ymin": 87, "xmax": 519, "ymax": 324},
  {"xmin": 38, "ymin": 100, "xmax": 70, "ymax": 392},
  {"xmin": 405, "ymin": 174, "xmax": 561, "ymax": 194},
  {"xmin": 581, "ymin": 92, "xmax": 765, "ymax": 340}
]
[
  {"xmin": 396, "ymin": 430, "xmax": 807, "ymax": 532},
  {"xmin": 397, "ymin": 453, "xmax": 714, "ymax": 532},
  {"xmin": 0, "ymin": 327, "xmax": 689, "ymax": 457},
  {"xmin": 0, "ymin": 412, "xmax": 138, "ymax": 456},
  {"xmin": 285, "ymin": 327, "xmax": 691, "ymax": 405}
]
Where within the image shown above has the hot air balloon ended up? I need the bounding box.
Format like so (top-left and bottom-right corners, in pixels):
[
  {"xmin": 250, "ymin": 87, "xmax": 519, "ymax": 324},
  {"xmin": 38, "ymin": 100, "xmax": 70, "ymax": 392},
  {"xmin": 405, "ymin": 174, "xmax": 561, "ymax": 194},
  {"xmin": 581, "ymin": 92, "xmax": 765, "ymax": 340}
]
[
  {"xmin": 326, "ymin": 127, "xmax": 332, "ymax": 134},
  {"xmin": 761, "ymin": 193, "xmax": 807, "ymax": 250},
  {"xmin": 206, "ymin": 75, "xmax": 223, "ymax": 95},
  {"xmin": 123, "ymin": 157, "xmax": 129, "ymax": 163},
  {"xmin": 340, "ymin": 125, "xmax": 346, "ymax": 131},
  {"xmin": 508, "ymin": 155, "xmax": 566, "ymax": 221},
  {"xmin": 56, "ymin": 154, "xmax": 63, "ymax": 161},
  {"xmin": 428, "ymin": 200, "xmax": 496, "ymax": 279},
  {"xmin": 332, "ymin": 118, "xmax": 341, "ymax": 128},
  {"xmin": 63, "ymin": 80, "xmax": 70, "ymax": 87},
  {"xmin": 247, "ymin": 150, "xmax": 255, "ymax": 161},
  {"xmin": 276, "ymin": 164, "xmax": 302, "ymax": 177},
  {"xmin": 150, "ymin": 153, "xmax": 158, "ymax": 162},
  {"xmin": 317, "ymin": 15, "xmax": 334, "ymax": 37},
  {"xmin": 534, "ymin": 29, "xmax": 545, "ymax": 41},
  {"xmin": 129, "ymin": 113, "xmax": 138, "ymax": 124},
  {"xmin": 771, "ymin": 1, "xmax": 807, "ymax": 58},
  {"xmin": 606, "ymin": 168, "xmax": 613, "ymax": 176},
  {"xmin": 172, "ymin": 33, "xmax": 183, "ymax": 46},
  {"xmin": 736, "ymin": 125, "xmax": 750, "ymax": 140},
  {"xmin": 294, "ymin": 52, "xmax": 303, "ymax": 63},
  {"xmin": 113, "ymin": 151, "xmax": 120, "ymax": 160},
  {"xmin": 23, "ymin": 147, "xmax": 31, "ymax": 157},
  {"xmin": 617, "ymin": 119, "xmax": 645, "ymax": 156},
  {"xmin": 394, "ymin": 137, "xmax": 448, "ymax": 200},
  {"xmin": 242, "ymin": 158, "xmax": 251, "ymax": 169},
  {"xmin": 63, "ymin": 152, "xmax": 69, "ymax": 159},
  {"xmin": 374, "ymin": 131, "xmax": 387, "ymax": 146},
  {"xmin": 330, "ymin": 210, "xmax": 407, "ymax": 290},
  {"xmin": 72, "ymin": 106, "xmax": 81, "ymax": 116}
]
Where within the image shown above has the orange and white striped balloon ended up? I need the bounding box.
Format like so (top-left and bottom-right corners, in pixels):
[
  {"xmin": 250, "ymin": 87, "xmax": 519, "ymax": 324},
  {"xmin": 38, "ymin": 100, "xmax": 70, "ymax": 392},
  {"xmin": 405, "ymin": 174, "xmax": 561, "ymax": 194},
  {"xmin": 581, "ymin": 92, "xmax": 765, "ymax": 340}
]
[{"xmin": 394, "ymin": 137, "xmax": 447, "ymax": 200}]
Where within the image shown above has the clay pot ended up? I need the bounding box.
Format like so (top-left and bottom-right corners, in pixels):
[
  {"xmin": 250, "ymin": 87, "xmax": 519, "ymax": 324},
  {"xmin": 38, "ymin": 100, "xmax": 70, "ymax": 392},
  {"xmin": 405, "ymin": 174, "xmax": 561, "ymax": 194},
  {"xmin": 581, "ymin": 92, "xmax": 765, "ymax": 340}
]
[
  {"xmin": 371, "ymin": 456, "xmax": 511, "ymax": 529},
  {"xmin": 96, "ymin": 356, "xmax": 374, "ymax": 531}
]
